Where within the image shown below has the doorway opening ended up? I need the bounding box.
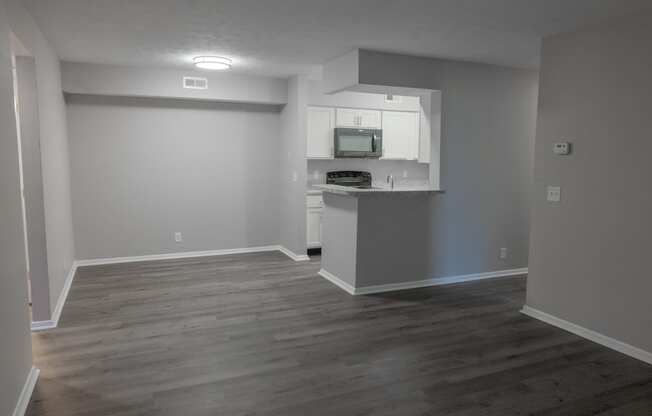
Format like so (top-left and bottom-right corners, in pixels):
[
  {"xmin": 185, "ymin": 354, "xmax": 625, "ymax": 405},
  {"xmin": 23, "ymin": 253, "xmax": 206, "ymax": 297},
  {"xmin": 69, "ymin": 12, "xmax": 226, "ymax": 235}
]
[{"xmin": 10, "ymin": 32, "xmax": 51, "ymax": 325}]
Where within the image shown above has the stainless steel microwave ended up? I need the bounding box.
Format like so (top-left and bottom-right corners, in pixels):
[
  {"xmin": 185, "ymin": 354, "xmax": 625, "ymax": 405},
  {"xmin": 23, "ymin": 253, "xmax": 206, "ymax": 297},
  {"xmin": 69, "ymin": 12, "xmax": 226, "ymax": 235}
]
[{"xmin": 334, "ymin": 128, "xmax": 383, "ymax": 158}]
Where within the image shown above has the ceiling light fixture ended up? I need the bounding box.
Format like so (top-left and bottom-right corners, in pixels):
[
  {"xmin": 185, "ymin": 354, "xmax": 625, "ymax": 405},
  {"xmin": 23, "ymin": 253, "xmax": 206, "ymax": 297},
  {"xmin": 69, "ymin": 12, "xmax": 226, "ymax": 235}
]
[{"xmin": 193, "ymin": 56, "xmax": 232, "ymax": 70}]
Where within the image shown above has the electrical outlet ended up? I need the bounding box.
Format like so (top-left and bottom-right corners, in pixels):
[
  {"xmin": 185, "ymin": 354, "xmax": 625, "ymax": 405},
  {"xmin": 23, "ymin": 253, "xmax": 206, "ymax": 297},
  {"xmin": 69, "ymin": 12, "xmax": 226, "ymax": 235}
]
[
  {"xmin": 174, "ymin": 232, "xmax": 182, "ymax": 243},
  {"xmin": 499, "ymin": 248, "xmax": 508, "ymax": 260},
  {"xmin": 313, "ymin": 170, "xmax": 320, "ymax": 180},
  {"xmin": 547, "ymin": 186, "xmax": 561, "ymax": 202},
  {"xmin": 292, "ymin": 171, "xmax": 298, "ymax": 182},
  {"xmin": 403, "ymin": 170, "xmax": 408, "ymax": 178}
]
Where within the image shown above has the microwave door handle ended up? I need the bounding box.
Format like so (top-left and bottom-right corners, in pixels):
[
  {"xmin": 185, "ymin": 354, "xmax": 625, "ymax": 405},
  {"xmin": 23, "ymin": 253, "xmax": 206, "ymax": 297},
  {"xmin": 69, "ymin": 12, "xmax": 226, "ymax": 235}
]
[{"xmin": 371, "ymin": 133, "xmax": 376, "ymax": 153}]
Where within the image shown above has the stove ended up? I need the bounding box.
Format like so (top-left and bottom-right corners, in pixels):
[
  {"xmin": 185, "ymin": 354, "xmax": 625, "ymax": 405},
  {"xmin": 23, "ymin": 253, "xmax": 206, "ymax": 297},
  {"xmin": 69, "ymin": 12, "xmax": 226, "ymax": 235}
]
[{"xmin": 326, "ymin": 171, "xmax": 372, "ymax": 189}]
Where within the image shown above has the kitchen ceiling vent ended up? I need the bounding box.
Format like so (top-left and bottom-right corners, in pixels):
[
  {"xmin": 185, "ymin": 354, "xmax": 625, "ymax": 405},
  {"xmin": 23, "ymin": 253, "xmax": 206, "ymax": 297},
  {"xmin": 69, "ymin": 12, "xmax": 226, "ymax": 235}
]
[{"xmin": 183, "ymin": 76, "xmax": 208, "ymax": 90}]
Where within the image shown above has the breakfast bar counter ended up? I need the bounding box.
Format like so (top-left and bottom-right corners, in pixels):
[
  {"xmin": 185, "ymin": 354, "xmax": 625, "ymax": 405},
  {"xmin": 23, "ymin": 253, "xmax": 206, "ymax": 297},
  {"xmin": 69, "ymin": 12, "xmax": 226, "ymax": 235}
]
[{"xmin": 316, "ymin": 185, "xmax": 443, "ymax": 295}]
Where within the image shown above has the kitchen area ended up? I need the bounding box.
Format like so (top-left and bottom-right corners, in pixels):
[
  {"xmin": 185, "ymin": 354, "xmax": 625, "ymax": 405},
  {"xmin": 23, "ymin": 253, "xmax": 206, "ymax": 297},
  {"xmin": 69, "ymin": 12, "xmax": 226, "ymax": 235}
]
[{"xmin": 304, "ymin": 84, "xmax": 442, "ymax": 293}]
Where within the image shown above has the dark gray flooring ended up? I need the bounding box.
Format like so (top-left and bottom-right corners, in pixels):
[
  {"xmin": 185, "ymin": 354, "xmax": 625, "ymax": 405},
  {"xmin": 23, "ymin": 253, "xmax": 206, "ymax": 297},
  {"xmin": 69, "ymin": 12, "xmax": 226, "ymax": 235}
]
[{"xmin": 27, "ymin": 252, "xmax": 652, "ymax": 415}]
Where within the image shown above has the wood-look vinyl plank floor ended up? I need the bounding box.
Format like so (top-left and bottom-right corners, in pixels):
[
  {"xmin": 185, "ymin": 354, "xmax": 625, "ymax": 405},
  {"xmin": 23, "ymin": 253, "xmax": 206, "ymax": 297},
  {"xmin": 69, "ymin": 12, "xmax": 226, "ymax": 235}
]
[{"xmin": 27, "ymin": 252, "xmax": 652, "ymax": 415}]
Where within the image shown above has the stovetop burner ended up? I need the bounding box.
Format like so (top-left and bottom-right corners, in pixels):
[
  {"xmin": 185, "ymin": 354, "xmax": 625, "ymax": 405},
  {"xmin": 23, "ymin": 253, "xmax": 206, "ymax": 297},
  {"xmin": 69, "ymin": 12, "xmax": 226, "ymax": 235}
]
[{"xmin": 326, "ymin": 171, "xmax": 372, "ymax": 188}]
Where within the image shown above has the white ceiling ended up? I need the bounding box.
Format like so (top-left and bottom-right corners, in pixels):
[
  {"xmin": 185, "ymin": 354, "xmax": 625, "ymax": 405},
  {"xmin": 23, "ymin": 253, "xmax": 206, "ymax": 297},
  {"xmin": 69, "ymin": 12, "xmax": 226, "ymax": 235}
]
[{"xmin": 22, "ymin": 0, "xmax": 652, "ymax": 78}]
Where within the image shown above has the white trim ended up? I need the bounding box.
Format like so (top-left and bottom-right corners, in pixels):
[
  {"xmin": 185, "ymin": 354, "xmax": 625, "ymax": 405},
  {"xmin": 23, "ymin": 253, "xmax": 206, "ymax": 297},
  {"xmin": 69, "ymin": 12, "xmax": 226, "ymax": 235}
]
[
  {"xmin": 318, "ymin": 269, "xmax": 356, "ymax": 295},
  {"xmin": 30, "ymin": 320, "xmax": 56, "ymax": 331},
  {"xmin": 277, "ymin": 246, "xmax": 310, "ymax": 262},
  {"xmin": 521, "ymin": 306, "xmax": 652, "ymax": 366},
  {"xmin": 75, "ymin": 245, "xmax": 282, "ymax": 267},
  {"xmin": 12, "ymin": 367, "xmax": 39, "ymax": 416},
  {"xmin": 319, "ymin": 267, "xmax": 528, "ymax": 295},
  {"xmin": 51, "ymin": 262, "xmax": 76, "ymax": 324},
  {"xmin": 31, "ymin": 261, "xmax": 78, "ymax": 332}
]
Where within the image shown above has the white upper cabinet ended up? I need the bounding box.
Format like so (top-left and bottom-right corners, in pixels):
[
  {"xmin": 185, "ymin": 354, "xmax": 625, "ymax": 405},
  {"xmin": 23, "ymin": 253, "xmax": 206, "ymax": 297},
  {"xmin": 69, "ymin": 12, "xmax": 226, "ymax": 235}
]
[
  {"xmin": 381, "ymin": 111, "xmax": 420, "ymax": 160},
  {"xmin": 307, "ymin": 106, "xmax": 335, "ymax": 159},
  {"xmin": 336, "ymin": 108, "xmax": 381, "ymax": 129}
]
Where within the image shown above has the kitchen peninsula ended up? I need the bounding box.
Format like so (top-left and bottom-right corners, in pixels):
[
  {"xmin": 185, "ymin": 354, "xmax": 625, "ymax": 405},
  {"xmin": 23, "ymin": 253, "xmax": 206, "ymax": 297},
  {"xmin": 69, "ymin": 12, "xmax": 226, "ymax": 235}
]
[{"xmin": 315, "ymin": 183, "xmax": 442, "ymax": 295}]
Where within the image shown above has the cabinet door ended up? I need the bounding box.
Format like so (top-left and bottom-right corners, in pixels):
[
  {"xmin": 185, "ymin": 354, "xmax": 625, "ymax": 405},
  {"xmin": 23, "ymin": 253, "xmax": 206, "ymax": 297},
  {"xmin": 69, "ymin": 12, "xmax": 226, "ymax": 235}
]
[
  {"xmin": 335, "ymin": 108, "xmax": 359, "ymax": 128},
  {"xmin": 381, "ymin": 111, "xmax": 420, "ymax": 160},
  {"xmin": 336, "ymin": 108, "xmax": 381, "ymax": 128},
  {"xmin": 307, "ymin": 107, "xmax": 335, "ymax": 158},
  {"xmin": 357, "ymin": 109, "xmax": 382, "ymax": 128},
  {"xmin": 307, "ymin": 208, "xmax": 322, "ymax": 248}
]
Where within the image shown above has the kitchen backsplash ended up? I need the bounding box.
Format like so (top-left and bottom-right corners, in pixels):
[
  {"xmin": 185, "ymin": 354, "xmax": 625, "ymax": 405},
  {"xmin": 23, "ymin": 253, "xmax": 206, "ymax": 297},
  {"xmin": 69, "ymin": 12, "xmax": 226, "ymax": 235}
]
[{"xmin": 307, "ymin": 159, "xmax": 430, "ymax": 187}]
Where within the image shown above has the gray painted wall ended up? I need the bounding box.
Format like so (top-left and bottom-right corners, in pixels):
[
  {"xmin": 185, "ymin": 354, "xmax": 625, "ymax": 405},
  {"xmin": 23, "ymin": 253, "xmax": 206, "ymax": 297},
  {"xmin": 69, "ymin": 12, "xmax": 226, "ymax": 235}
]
[
  {"xmin": 16, "ymin": 55, "xmax": 50, "ymax": 321},
  {"xmin": 62, "ymin": 62, "xmax": 288, "ymax": 105},
  {"xmin": 308, "ymin": 80, "xmax": 421, "ymax": 111},
  {"xmin": 348, "ymin": 50, "xmax": 538, "ymax": 279},
  {"xmin": 527, "ymin": 12, "xmax": 652, "ymax": 353},
  {"xmin": 67, "ymin": 95, "xmax": 282, "ymax": 259},
  {"xmin": 0, "ymin": 1, "xmax": 32, "ymax": 413},
  {"xmin": 6, "ymin": 0, "xmax": 76, "ymax": 319},
  {"xmin": 321, "ymin": 193, "xmax": 358, "ymax": 287},
  {"xmin": 278, "ymin": 76, "xmax": 308, "ymax": 255},
  {"xmin": 356, "ymin": 194, "xmax": 432, "ymax": 287}
]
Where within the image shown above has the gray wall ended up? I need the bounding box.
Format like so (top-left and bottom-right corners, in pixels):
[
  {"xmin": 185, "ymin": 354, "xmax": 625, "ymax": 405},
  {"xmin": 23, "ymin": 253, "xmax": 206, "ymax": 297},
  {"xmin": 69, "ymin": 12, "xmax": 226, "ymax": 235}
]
[
  {"xmin": 67, "ymin": 95, "xmax": 282, "ymax": 259},
  {"xmin": 6, "ymin": 0, "xmax": 76, "ymax": 319},
  {"xmin": 321, "ymin": 193, "xmax": 359, "ymax": 287},
  {"xmin": 527, "ymin": 12, "xmax": 652, "ymax": 353},
  {"xmin": 308, "ymin": 80, "xmax": 421, "ymax": 111},
  {"xmin": 62, "ymin": 62, "xmax": 288, "ymax": 105},
  {"xmin": 351, "ymin": 50, "xmax": 538, "ymax": 278},
  {"xmin": 16, "ymin": 55, "xmax": 50, "ymax": 321},
  {"xmin": 0, "ymin": 1, "xmax": 33, "ymax": 414},
  {"xmin": 356, "ymin": 194, "xmax": 432, "ymax": 287},
  {"xmin": 278, "ymin": 75, "xmax": 309, "ymax": 255}
]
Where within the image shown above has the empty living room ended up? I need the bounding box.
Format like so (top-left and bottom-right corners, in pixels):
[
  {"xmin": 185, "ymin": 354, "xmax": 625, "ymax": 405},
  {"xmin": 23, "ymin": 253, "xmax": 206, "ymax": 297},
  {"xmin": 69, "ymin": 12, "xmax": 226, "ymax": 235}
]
[{"xmin": 1, "ymin": 1, "xmax": 651, "ymax": 415}]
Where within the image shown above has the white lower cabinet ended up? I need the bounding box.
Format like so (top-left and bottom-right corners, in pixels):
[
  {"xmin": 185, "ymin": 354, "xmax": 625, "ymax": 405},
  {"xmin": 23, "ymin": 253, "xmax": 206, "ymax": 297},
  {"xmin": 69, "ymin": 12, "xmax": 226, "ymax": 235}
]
[{"xmin": 306, "ymin": 194, "xmax": 323, "ymax": 248}]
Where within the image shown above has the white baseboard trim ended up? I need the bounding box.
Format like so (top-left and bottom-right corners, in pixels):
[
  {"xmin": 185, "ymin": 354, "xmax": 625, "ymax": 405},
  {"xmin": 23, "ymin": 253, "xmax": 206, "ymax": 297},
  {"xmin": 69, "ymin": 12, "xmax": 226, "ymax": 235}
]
[
  {"xmin": 75, "ymin": 245, "xmax": 283, "ymax": 267},
  {"xmin": 319, "ymin": 267, "xmax": 528, "ymax": 296},
  {"xmin": 30, "ymin": 320, "xmax": 56, "ymax": 331},
  {"xmin": 318, "ymin": 269, "xmax": 356, "ymax": 295},
  {"xmin": 12, "ymin": 367, "xmax": 39, "ymax": 416},
  {"xmin": 521, "ymin": 306, "xmax": 652, "ymax": 366},
  {"xmin": 31, "ymin": 261, "xmax": 78, "ymax": 332},
  {"xmin": 277, "ymin": 246, "xmax": 310, "ymax": 262}
]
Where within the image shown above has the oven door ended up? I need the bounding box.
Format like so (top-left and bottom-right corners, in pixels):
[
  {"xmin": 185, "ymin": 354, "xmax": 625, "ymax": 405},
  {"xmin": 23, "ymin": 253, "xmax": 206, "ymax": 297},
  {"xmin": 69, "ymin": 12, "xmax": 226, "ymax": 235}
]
[{"xmin": 334, "ymin": 128, "xmax": 382, "ymax": 158}]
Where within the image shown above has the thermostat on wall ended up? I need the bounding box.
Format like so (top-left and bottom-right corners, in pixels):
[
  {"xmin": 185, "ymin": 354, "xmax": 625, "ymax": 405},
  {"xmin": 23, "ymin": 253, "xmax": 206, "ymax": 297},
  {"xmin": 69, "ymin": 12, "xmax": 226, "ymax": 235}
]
[{"xmin": 553, "ymin": 142, "xmax": 571, "ymax": 155}]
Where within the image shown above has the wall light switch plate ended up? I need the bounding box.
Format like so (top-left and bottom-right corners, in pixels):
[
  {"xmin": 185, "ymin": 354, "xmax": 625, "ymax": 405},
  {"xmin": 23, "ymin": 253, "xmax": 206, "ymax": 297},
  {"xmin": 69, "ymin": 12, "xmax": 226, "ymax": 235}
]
[
  {"xmin": 553, "ymin": 142, "xmax": 571, "ymax": 155},
  {"xmin": 499, "ymin": 248, "xmax": 508, "ymax": 260},
  {"xmin": 174, "ymin": 232, "xmax": 183, "ymax": 242},
  {"xmin": 547, "ymin": 186, "xmax": 561, "ymax": 202}
]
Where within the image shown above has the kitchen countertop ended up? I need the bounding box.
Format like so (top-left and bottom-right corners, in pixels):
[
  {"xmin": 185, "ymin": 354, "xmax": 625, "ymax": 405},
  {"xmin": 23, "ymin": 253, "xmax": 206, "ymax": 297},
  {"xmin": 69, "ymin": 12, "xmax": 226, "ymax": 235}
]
[
  {"xmin": 306, "ymin": 188, "xmax": 323, "ymax": 195},
  {"xmin": 314, "ymin": 184, "xmax": 443, "ymax": 196}
]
